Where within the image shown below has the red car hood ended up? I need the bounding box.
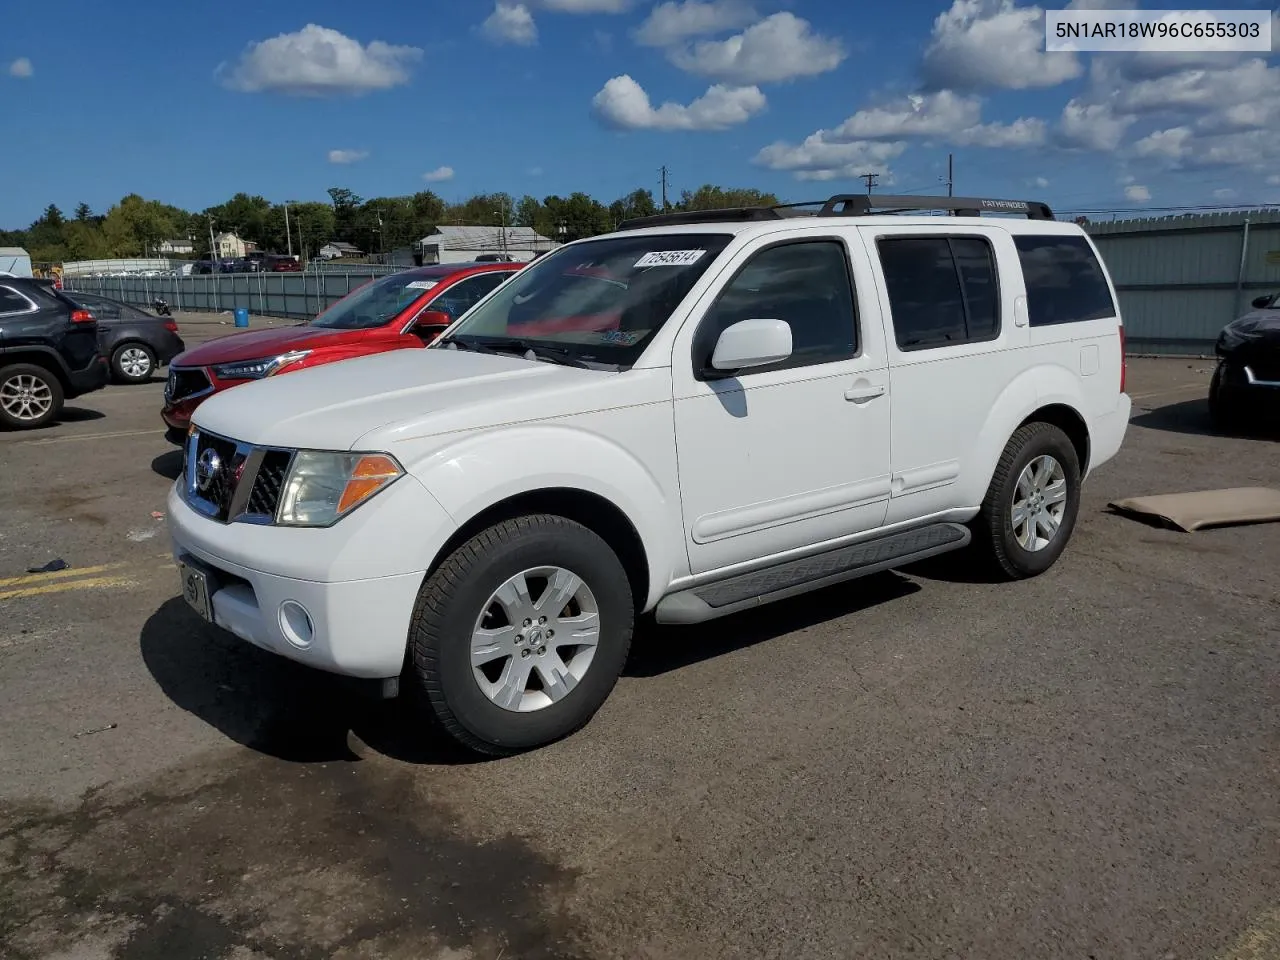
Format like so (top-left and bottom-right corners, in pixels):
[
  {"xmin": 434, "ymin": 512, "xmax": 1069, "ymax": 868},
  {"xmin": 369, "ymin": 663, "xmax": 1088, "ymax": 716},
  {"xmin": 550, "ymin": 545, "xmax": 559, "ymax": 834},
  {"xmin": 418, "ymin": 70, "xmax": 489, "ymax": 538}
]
[{"xmin": 173, "ymin": 323, "xmax": 364, "ymax": 366}]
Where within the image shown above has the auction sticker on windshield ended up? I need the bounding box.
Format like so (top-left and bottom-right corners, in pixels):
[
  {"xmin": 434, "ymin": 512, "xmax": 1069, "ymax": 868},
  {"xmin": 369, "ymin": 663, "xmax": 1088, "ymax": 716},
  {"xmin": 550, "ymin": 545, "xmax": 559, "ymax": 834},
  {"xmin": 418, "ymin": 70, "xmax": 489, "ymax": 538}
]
[
  {"xmin": 635, "ymin": 249, "xmax": 706, "ymax": 267},
  {"xmin": 404, "ymin": 280, "xmax": 439, "ymax": 290}
]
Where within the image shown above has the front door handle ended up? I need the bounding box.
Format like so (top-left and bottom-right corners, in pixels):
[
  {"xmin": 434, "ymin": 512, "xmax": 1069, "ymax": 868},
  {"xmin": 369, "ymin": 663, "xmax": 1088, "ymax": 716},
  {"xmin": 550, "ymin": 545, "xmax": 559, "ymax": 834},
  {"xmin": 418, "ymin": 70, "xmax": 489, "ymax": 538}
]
[{"xmin": 845, "ymin": 383, "xmax": 886, "ymax": 403}]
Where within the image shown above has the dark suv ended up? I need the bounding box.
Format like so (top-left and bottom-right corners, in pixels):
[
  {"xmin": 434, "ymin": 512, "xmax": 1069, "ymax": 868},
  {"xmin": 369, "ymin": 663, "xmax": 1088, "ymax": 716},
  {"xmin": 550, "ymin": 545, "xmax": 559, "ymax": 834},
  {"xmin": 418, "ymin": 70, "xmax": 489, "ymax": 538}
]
[{"xmin": 0, "ymin": 277, "xmax": 108, "ymax": 429}]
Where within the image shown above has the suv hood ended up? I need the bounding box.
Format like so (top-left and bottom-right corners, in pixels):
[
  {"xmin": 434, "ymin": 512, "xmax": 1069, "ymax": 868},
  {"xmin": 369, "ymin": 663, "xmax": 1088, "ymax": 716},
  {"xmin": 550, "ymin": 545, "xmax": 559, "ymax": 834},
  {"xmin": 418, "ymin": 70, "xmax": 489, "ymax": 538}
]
[
  {"xmin": 1217, "ymin": 310, "xmax": 1280, "ymax": 356},
  {"xmin": 190, "ymin": 347, "xmax": 616, "ymax": 450},
  {"xmin": 175, "ymin": 323, "xmax": 362, "ymax": 366}
]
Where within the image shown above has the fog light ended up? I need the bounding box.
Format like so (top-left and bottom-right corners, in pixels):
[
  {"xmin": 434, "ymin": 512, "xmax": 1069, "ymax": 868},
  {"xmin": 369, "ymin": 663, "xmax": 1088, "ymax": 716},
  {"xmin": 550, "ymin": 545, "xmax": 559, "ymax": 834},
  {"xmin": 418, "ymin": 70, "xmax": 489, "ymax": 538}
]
[{"xmin": 278, "ymin": 600, "xmax": 314, "ymax": 649}]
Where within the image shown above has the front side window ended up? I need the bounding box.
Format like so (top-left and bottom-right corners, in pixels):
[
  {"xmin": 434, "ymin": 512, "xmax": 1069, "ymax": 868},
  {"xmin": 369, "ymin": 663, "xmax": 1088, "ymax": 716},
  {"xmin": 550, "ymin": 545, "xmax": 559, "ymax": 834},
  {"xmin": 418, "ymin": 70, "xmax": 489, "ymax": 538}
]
[
  {"xmin": 440, "ymin": 233, "xmax": 734, "ymax": 367},
  {"xmin": 692, "ymin": 239, "xmax": 858, "ymax": 376},
  {"xmin": 1014, "ymin": 234, "xmax": 1117, "ymax": 326},
  {"xmin": 311, "ymin": 272, "xmax": 446, "ymax": 330},
  {"xmin": 877, "ymin": 236, "xmax": 1001, "ymax": 351},
  {"xmin": 424, "ymin": 272, "xmax": 512, "ymax": 322}
]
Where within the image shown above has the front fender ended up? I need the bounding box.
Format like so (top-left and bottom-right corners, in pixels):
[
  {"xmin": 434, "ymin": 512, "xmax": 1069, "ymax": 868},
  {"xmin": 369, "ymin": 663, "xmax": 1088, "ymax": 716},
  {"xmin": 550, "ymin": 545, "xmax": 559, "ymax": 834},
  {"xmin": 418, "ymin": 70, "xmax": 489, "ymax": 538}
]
[
  {"xmin": 405, "ymin": 424, "xmax": 678, "ymax": 612},
  {"xmin": 958, "ymin": 363, "xmax": 1085, "ymax": 507},
  {"xmin": 288, "ymin": 341, "xmax": 420, "ymax": 372}
]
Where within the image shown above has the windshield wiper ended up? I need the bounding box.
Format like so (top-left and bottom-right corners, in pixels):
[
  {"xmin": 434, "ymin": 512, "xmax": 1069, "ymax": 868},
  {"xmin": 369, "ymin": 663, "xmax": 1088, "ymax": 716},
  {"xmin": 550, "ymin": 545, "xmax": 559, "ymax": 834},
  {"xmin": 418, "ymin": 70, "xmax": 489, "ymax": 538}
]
[
  {"xmin": 469, "ymin": 337, "xmax": 592, "ymax": 369},
  {"xmin": 437, "ymin": 335, "xmax": 497, "ymax": 354}
]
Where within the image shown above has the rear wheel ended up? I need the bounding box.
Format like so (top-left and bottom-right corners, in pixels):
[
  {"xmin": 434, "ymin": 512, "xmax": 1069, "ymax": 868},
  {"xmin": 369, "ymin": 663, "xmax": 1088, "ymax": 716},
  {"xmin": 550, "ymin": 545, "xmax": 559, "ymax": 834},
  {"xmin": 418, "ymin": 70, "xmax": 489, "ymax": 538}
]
[
  {"xmin": 973, "ymin": 422, "xmax": 1081, "ymax": 580},
  {"xmin": 407, "ymin": 514, "xmax": 634, "ymax": 755},
  {"xmin": 0, "ymin": 363, "xmax": 64, "ymax": 430},
  {"xmin": 112, "ymin": 342, "xmax": 156, "ymax": 383}
]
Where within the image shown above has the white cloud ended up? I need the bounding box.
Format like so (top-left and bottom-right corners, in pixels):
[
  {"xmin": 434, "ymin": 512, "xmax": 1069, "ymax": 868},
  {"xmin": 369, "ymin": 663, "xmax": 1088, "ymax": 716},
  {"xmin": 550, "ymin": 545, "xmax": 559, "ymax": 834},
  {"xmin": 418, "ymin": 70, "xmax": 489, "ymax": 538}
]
[
  {"xmin": 951, "ymin": 116, "xmax": 1046, "ymax": 147},
  {"xmin": 1033, "ymin": 176, "xmax": 1050, "ymax": 188},
  {"xmin": 483, "ymin": 3, "xmax": 538, "ymax": 45},
  {"xmin": 327, "ymin": 149, "xmax": 369, "ymax": 164},
  {"xmin": 592, "ymin": 74, "xmax": 766, "ymax": 130},
  {"xmin": 528, "ymin": 166, "xmax": 544, "ymax": 176},
  {"xmin": 1213, "ymin": 188, "xmax": 1237, "ymax": 199},
  {"xmin": 634, "ymin": 0, "xmax": 758, "ymax": 47},
  {"xmin": 668, "ymin": 12, "xmax": 845, "ymax": 84},
  {"xmin": 218, "ymin": 24, "xmax": 421, "ymax": 96},
  {"xmin": 423, "ymin": 166, "xmax": 455, "ymax": 182},
  {"xmin": 754, "ymin": 136, "xmax": 906, "ymax": 181},
  {"xmin": 8, "ymin": 57, "xmax": 32, "ymax": 78},
  {"xmin": 1055, "ymin": 99, "xmax": 1136, "ymax": 151},
  {"xmin": 1065, "ymin": 0, "xmax": 1138, "ymax": 7},
  {"xmin": 1124, "ymin": 184, "xmax": 1151, "ymax": 201},
  {"xmin": 921, "ymin": 0, "xmax": 1082, "ymax": 91},
  {"xmin": 832, "ymin": 90, "xmax": 981, "ymax": 139}
]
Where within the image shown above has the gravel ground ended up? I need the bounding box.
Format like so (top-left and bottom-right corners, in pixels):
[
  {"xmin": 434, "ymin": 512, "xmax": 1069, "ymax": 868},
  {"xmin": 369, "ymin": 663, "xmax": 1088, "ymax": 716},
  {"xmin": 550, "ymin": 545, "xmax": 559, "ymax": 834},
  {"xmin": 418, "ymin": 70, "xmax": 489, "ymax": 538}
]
[{"xmin": 1, "ymin": 338, "xmax": 1278, "ymax": 960}]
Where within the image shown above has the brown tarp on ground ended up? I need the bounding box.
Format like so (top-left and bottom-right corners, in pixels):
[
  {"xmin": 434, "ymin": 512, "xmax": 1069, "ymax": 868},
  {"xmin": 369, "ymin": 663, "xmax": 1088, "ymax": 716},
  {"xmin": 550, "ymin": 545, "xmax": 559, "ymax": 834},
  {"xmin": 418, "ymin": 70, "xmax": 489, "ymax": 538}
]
[{"xmin": 1108, "ymin": 487, "xmax": 1280, "ymax": 532}]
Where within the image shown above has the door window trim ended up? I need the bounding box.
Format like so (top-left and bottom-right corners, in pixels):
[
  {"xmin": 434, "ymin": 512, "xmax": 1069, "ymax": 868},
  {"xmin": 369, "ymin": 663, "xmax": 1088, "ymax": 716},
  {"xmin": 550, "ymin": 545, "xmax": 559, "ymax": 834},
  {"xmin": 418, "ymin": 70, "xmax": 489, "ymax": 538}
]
[
  {"xmin": 872, "ymin": 232, "xmax": 1003, "ymax": 353},
  {"xmin": 399, "ymin": 270, "xmax": 517, "ymax": 333},
  {"xmin": 690, "ymin": 235, "xmax": 862, "ymax": 382}
]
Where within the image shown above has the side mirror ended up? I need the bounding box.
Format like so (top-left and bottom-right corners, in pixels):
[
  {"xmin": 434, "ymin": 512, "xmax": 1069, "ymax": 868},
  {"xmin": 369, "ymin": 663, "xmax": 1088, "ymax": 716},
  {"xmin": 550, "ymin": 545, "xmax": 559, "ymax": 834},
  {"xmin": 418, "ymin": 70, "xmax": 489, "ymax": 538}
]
[
  {"xmin": 414, "ymin": 309, "xmax": 453, "ymax": 329},
  {"xmin": 1251, "ymin": 295, "xmax": 1275, "ymax": 309},
  {"xmin": 708, "ymin": 318, "xmax": 792, "ymax": 374}
]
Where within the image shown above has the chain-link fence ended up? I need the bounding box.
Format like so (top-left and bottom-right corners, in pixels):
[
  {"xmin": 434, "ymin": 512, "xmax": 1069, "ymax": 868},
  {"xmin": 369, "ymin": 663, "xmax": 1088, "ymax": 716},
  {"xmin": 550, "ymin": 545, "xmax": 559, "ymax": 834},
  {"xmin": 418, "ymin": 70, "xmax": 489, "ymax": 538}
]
[{"xmin": 63, "ymin": 266, "xmax": 403, "ymax": 320}]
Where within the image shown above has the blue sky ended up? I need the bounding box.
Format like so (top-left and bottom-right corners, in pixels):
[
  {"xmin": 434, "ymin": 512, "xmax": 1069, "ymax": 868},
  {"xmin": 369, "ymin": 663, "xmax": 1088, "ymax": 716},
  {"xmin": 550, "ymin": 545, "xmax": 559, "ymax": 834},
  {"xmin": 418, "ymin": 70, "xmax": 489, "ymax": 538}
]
[{"xmin": 3, "ymin": 0, "xmax": 1279, "ymax": 227}]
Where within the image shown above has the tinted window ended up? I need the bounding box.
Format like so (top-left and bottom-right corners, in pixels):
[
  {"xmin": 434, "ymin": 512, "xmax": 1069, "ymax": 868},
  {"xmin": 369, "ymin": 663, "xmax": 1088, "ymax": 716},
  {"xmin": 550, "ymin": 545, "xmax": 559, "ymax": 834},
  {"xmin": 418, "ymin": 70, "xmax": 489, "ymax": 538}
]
[
  {"xmin": 694, "ymin": 240, "xmax": 857, "ymax": 376},
  {"xmin": 1014, "ymin": 234, "xmax": 1116, "ymax": 326},
  {"xmin": 0, "ymin": 287, "xmax": 32, "ymax": 314},
  {"xmin": 69, "ymin": 293, "xmax": 120, "ymax": 318},
  {"xmin": 427, "ymin": 272, "xmax": 512, "ymax": 321},
  {"xmin": 877, "ymin": 236, "xmax": 1000, "ymax": 350}
]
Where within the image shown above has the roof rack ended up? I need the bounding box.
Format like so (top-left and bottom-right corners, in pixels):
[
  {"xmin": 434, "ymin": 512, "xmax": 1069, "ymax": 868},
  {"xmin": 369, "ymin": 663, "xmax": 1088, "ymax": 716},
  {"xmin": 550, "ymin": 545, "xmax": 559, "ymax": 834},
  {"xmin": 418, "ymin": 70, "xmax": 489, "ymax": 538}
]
[{"xmin": 617, "ymin": 194, "xmax": 1055, "ymax": 230}]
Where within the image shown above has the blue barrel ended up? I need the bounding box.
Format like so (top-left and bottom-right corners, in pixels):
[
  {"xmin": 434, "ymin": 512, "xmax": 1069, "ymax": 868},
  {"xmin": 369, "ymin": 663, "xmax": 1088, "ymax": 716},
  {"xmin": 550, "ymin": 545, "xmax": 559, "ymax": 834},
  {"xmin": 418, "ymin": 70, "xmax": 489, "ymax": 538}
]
[{"xmin": 234, "ymin": 307, "xmax": 250, "ymax": 328}]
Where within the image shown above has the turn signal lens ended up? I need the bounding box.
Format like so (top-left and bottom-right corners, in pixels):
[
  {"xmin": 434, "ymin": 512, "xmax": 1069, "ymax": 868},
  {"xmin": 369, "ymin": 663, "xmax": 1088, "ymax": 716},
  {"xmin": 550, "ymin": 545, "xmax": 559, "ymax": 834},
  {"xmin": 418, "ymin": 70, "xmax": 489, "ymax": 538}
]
[
  {"xmin": 337, "ymin": 454, "xmax": 403, "ymax": 514},
  {"xmin": 70, "ymin": 309, "xmax": 94, "ymax": 323}
]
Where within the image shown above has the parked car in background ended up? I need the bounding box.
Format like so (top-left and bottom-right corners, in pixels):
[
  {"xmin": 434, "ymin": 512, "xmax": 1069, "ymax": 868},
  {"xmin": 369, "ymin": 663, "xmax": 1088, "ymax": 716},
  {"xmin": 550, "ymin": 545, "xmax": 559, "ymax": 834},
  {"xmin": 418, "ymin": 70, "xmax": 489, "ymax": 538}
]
[
  {"xmin": 0, "ymin": 277, "xmax": 107, "ymax": 429},
  {"xmin": 160, "ymin": 261, "xmax": 522, "ymax": 443},
  {"xmin": 62, "ymin": 291, "xmax": 185, "ymax": 384},
  {"xmin": 1209, "ymin": 291, "xmax": 1280, "ymax": 431},
  {"xmin": 266, "ymin": 254, "xmax": 302, "ymax": 272}
]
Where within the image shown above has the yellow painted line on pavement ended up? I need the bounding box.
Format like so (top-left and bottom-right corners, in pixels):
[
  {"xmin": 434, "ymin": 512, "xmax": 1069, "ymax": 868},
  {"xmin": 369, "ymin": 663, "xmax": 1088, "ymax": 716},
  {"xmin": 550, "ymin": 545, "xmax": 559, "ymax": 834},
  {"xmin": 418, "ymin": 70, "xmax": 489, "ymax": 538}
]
[
  {"xmin": 19, "ymin": 428, "xmax": 166, "ymax": 446},
  {"xmin": 0, "ymin": 575, "xmax": 138, "ymax": 602},
  {"xmin": 0, "ymin": 562, "xmax": 127, "ymax": 589}
]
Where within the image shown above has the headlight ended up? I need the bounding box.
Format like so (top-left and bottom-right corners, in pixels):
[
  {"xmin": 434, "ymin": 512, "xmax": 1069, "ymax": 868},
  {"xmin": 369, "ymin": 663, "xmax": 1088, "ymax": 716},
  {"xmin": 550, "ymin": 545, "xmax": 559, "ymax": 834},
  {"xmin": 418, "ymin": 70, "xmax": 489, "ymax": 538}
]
[
  {"xmin": 212, "ymin": 350, "xmax": 311, "ymax": 380},
  {"xmin": 276, "ymin": 451, "xmax": 404, "ymax": 527}
]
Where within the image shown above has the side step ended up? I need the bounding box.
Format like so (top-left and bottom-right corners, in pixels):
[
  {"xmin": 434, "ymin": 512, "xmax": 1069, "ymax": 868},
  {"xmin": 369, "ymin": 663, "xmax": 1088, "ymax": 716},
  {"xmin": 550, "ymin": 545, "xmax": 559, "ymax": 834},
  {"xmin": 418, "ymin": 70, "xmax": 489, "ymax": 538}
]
[{"xmin": 654, "ymin": 522, "xmax": 970, "ymax": 625}]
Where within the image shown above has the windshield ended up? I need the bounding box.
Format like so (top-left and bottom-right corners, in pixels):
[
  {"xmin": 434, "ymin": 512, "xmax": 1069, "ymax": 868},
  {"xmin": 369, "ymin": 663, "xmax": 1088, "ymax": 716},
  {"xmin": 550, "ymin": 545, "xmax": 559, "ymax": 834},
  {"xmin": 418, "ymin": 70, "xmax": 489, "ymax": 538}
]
[
  {"xmin": 311, "ymin": 272, "xmax": 441, "ymax": 330},
  {"xmin": 439, "ymin": 233, "xmax": 734, "ymax": 366}
]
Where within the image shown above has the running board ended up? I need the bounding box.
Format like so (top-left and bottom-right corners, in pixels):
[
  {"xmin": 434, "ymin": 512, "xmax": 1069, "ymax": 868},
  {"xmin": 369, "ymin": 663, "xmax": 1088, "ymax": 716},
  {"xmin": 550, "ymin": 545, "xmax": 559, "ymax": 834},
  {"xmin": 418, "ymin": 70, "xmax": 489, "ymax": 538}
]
[{"xmin": 654, "ymin": 522, "xmax": 970, "ymax": 625}]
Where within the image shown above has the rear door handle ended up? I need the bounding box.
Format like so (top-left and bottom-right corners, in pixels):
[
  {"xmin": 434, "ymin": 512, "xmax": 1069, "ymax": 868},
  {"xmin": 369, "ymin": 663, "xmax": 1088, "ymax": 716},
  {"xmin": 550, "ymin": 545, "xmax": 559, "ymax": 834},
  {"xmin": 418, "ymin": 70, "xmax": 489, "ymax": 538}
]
[{"xmin": 845, "ymin": 384, "xmax": 886, "ymax": 403}]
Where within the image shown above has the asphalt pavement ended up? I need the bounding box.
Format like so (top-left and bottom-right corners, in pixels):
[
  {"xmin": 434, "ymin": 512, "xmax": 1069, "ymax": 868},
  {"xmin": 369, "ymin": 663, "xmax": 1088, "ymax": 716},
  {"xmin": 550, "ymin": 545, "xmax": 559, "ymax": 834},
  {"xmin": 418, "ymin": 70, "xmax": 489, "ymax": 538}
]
[{"xmin": 2, "ymin": 331, "xmax": 1279, "ymax": 960}]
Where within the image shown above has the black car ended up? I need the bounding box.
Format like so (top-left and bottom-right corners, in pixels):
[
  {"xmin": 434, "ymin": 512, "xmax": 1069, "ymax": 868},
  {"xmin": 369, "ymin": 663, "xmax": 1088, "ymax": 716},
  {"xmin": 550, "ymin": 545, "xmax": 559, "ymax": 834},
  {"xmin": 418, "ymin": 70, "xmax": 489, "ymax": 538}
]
[
  {"xmin": 1209, "ymin": 292, "xmax": 1280, "ymax": 431},
  {"xmin": 61, "ymin": 291, "xmax": 185, "ymax": 384},
  {"xmin": 0, "ymin": 277, "xmax": 107, "ymax": 429}
]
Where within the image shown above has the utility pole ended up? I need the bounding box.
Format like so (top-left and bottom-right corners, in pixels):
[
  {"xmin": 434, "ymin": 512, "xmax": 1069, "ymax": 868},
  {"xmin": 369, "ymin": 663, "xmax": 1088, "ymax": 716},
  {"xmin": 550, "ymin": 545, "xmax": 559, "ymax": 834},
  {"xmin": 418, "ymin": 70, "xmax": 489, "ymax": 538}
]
[
  {"xmin": 947, "ymin": 153, "xmax": 954, "ymax": 197},
  {"xmin": 284, "ymin": 202, "xmax": 293, "ymax": 257},
  {"xmin": 659, "ymin": 165, "xmax": 669, "ymax": 211},
  {"xmin": 207, "ymin": 216, "xmax": 218, "ymax": 266},
  {"xmin": 861, "ymin": 173, "xmax": 879, "ymax": 194}
]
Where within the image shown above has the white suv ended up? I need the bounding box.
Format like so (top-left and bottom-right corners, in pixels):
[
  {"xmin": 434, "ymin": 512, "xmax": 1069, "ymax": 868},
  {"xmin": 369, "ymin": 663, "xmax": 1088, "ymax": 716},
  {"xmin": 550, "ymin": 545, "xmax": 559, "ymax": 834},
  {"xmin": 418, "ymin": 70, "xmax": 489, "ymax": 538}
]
[{"xmin": 168, "ymin": 194, "xmax": 1131, "ymax": 755}]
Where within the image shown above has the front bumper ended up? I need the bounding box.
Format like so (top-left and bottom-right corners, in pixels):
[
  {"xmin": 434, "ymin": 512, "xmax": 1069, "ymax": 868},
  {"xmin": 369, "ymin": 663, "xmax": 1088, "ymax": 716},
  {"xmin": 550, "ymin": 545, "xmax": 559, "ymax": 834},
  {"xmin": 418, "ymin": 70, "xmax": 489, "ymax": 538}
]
[{"xmin": 166, "ymin": 474, "xmax": 458, "ymax": 679}]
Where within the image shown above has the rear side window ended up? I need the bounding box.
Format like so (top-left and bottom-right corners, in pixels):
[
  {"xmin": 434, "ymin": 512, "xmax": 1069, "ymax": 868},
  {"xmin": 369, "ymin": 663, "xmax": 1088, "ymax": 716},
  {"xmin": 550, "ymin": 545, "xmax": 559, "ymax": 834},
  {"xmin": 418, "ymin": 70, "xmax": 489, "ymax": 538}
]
[
  {"xmin": 876, "ymin": 236, "xmax": 1000, "ymax": 351},
  {"xmin": 1014, "ymin": 234, "xmax": 1116, "ymax": 326},
  {"xmin": 0, "ymin": 286, "xmax": 32, "ymax": 314}
]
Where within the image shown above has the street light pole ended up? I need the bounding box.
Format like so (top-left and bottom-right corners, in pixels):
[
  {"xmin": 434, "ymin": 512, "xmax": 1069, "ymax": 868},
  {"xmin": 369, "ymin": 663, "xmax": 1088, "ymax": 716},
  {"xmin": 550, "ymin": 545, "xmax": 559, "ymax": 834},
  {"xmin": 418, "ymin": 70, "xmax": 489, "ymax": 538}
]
[{"xmin": 284, "ymin": 202, "xmax": 293, "ymax": 257}]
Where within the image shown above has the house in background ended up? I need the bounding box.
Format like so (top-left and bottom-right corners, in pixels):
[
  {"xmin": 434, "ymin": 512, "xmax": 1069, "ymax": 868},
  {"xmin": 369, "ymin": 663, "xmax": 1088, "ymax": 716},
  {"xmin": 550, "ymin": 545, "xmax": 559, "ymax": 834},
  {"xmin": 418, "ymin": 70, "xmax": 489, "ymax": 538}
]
[
  {"xmin": 213, "ymin": 232, "xmax": 247, "ymax": 259},
  {"xmin": 414, "ymin": 226, "xmax": 559, "ymax": 265},
  {"xmin": 319, "ymin": 241, "xmax": 363, "ymax": 260},
  {"xmin": 158, "ymin": 238, "xmax": 195, "ymax": 255}
]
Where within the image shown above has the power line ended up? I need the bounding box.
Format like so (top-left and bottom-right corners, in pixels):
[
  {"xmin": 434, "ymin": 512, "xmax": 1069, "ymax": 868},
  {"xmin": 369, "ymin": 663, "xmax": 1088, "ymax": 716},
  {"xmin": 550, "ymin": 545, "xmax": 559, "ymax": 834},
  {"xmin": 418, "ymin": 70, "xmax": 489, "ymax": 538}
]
[{"xmin": 860, "ymin": 173, "xmax": 879, "ymax": 194}]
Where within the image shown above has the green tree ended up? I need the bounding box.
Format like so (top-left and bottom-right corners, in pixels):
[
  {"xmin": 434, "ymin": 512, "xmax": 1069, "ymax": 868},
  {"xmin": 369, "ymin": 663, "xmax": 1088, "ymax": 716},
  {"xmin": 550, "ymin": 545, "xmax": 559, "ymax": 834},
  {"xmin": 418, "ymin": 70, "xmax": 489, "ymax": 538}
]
[
  {"xmin": 677, "ymin": 185, "xmax": 780, "ymax": 211},
  {"xmin": 74, "ymin": 202, "xmax": 93, "ymax": 222},
  {"xmin": 608, "ymin": 188, "xmax": 658, "ymax": 228}
]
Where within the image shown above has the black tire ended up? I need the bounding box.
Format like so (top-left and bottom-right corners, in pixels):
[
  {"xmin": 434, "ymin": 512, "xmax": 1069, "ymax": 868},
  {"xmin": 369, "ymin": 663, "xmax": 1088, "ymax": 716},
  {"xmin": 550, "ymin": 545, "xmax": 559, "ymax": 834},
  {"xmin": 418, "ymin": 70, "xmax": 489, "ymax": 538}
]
[
  {"xmin": 1207, "ymin": 362, "xmax": 1242, "ymax": 433},
  {"xmin": 408, "ymin": 514, "xmax": 634, "ymax": 756},
  {"xmin": 111, "ymin": 342, "xmax": 157, "ymax": 384},
  {"xmin": 973, "ymin": 422, "xmax": 1081, "ymax": 580},
  {"xmin": 0, "ymin": 362, "xmax": 64, "ymax": 430}
]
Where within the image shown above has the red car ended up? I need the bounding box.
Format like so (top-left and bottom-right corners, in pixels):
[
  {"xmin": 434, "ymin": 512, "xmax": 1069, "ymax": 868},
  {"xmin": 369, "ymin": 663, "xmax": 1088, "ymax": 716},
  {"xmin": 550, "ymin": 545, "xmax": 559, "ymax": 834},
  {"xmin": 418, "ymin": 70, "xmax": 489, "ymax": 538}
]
[{"xmin": 161, "ymin": 261, "xmax": 521, "ymax": 443}]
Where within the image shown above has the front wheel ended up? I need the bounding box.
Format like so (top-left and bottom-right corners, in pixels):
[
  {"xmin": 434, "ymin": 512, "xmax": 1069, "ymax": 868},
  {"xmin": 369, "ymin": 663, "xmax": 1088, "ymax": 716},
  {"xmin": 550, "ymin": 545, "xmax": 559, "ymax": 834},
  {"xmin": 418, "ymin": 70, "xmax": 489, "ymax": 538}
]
[
  {"xmin": 973, "ymin": 422, "xmax": 1081, "ymax": 580},
  {"xmin": 1207, "ymin": 362, "xmax": 1243, "ymax": 433},
  {"xmin": 407, "ymin": 514, "xmax": 634, "ymax": 755},
  {"xmin": 0, "ymin": 363, "xmax": 64, "ymax": 430}
]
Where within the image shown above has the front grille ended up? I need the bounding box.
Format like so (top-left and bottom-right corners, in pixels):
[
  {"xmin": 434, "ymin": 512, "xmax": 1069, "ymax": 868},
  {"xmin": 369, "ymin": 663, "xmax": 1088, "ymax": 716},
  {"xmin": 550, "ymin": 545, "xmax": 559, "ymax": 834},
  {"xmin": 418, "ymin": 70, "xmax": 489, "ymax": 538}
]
[
  {"xmin": 245, "ymin": 450, "xmax": 292, "ymax": 518},
  {"xmin": 166, "ymin": 367, "xmax": 211, "ymax": 403},
  {"xmin": 189, "ymin": 432, "xmax": 245, "ymax": 522}
]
